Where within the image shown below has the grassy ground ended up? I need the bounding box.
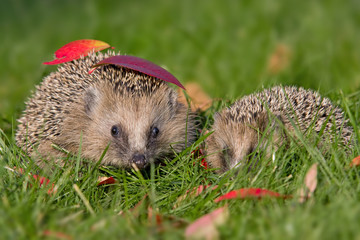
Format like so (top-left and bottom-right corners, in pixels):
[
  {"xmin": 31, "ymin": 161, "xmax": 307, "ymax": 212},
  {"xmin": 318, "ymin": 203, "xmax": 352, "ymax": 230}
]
[{"xmin": 1, "ymin": 0, "xmax": 360, "ymax": 239}]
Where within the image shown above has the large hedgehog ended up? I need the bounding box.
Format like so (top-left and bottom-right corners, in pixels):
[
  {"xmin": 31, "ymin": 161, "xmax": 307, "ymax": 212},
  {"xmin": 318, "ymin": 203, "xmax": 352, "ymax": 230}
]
[
  {"xmin": 16, "ymin": 51, "xmax": 197, "ymax": 169},
  {"xmin": 206, "ymin": 86, "xmax": 353, "ymax": 173}
]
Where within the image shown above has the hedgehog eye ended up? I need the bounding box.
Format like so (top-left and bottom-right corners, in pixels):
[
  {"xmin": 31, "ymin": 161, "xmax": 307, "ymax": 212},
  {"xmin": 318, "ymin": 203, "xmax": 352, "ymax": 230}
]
[
  {"xmin": 111, "ymin": 125, "xmax": 120, "ymax": 137},
  {"xmin": 151, "ymin": 127, "xmax": 159, "ymax": 138}
]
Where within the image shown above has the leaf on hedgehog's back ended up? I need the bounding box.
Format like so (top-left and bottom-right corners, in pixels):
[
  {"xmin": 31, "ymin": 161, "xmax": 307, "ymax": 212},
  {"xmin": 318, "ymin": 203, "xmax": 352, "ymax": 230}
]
[
  {"xmin": 43, "ymin": 39, "xmax": 111, "ymax": 65},
  {"xmin": 89, "ymin": 55, "xmax": 185, "ymax": 89}
]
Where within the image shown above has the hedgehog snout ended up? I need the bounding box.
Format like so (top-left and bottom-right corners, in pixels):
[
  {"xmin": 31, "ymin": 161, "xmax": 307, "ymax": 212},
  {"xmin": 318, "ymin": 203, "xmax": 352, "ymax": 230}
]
[{"xmin": 131, "ymin": 153, "xmax": 148, "ymax": 168}]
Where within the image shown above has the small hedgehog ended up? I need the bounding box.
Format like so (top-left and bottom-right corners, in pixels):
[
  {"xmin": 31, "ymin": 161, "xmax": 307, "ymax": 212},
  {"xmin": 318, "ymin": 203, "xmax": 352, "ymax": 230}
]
[
  {"xmin": 206, "ymin": 86, "xmax": 353, "ymax": 173},
  {"xmin": 16, "ymin": 51, "xmax": 196, "ymax": 169}
]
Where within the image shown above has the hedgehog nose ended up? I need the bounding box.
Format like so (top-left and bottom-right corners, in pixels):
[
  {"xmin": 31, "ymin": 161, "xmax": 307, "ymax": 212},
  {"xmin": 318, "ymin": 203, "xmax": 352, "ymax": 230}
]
[{"xmin": 132, "ymin": 154, "xmax": 147, "ymax": 168}]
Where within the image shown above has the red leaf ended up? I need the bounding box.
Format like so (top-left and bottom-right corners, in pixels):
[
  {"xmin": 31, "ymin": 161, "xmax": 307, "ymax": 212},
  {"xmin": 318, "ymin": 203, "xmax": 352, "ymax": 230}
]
[
  {"xmin": 147, "ymin": 207, "xmax": 163, "ymax": 226},
  {"xmin": 185, "ymin": 206, "xmax": 229, "ymax": 240},
  {"xmin": 32, "ymin": 174, "xmax": 51, "ymax": 186},
  {"xmin": 97, "ymin": 176, "xmax": 116, "ymax": 186},
  {"xmin": 191, "ymin": 148, "xmax": 208, "ymax": 170},
  {"xmin": 42, "ymin": 230, "xmax": 73, "ymax": 240},
  {"xmin": 43, "ymin": 39, "xmax": 111, "ymax": 65},
  {"xmin": 8, "ymin": 167, "xmax": 57, "ymax": 195},
  {"xmin": 201, "ymin": 158, "xmax": 209, "ymax": 169},
  {"xmin": 214, "ymin": 188, "xmax": 289, "ymax": 202},
  {"xmin": 32, "ymin": 174, "xmax": 57, "ymax": 195},
  {"xmin": 350, "ymin": 155, "xmax": 360, "ymax": 167},
  {"xmin": 89, "ymin": 55, "xmax": 185, "ymax": 89}
]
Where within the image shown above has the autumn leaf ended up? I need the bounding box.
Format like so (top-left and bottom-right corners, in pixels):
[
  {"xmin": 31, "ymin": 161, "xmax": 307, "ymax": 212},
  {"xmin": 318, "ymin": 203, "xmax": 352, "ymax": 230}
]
[
  {"xmin": 89, "ymin": 55, "xmax": 185, "ymax": 89},
  {"xmin": 177, "ymin": 82, "xmax": 212, "ymax": 111},
  {"xmin": 185, "ymin": 206, "xmax": 229, "ymax": 240},
  {"xmin": 6, "ymin": 167, "xmax": 57, "ymax": 195},
  {"xmin": 32, "ymin": 174, "xmax": 57, "ymax": 195},
  {"xmin": 214, "ymin": 188, "xmax": 290, "ymax": 203},
  {"xmin": 191, "ymin": 148, "xmax": 209, "ymax": 170},
  {"xmin": 298, "ymin": 163, "xmax": 318, "ymax": 203},
  {"xmin": 350, "ymin": 155, "xmax": 360, "ymax": 167},
  {"xmin": 267, "ymin": 44, "xmax": 291, "ymax": 74},
  {"xmin": 42, "ymin": 230, "xmax": 73, "ymax": 240},
  {"xmin": 97, "ymin": 176, "xmax": 117, "ymax": 186},
  {"xmin": 43, "ymin": 39, "xmax": 111, "ymax": 65},
  {"xmin": 147, "ymin": 207, "xmax": 162, "ymax": 226}
]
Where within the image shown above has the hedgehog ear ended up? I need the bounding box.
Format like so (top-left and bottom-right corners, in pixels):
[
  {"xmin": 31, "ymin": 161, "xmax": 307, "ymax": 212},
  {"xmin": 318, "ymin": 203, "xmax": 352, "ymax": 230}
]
[
  {"xmin": 269, "ymin": 112, "xmax": 285, "ymax": 131},
  {"xmin": 84, "ymin": 87, "xmax": 101, "ymax": 115},
  {"xmin": 257, "ymin": 111, "xmax": 284, "ymax": 132},
  {"xmin": 213, "ymin": 112, "xmax": 221, "ymax": 120},
  {"xmin": 256, "ymin": 112, "xmax": 286, "ymax": 162},
  {"xmin": 169, "ymin": 90, "xmax": 180, "ymax": 109}
]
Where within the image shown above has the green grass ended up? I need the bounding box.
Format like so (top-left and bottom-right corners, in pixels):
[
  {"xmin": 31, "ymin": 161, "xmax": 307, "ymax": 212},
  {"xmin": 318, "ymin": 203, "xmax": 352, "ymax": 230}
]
[{"xmin": 1, "ymin": 0, "xmax": 360, "ymax": 239}]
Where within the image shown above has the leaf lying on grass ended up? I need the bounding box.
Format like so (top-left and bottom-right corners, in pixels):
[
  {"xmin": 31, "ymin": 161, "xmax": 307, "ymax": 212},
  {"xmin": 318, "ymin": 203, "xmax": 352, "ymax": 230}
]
[
  {"xmin": 214, "ymin": 188, "xmax": 290, "ymax": 203},
  {"xmin": 42, "ymin": 230, "xmax": 73, "ymax": 240},
  {"xmin": 7, "ymin": 166, "xmax": 117, "ymax": 195},
  {"xmin": 6, "ymin": 167, "xmax": 57, "ymax": 195},
  {"xmin": 97, "ymin": 176, "xmax": 117, "ymax": 186},
  {"xmin": 191, "ymin": 148, "xmax": 209, "ymax": 170},
  {"xmin": 297, "ymin": 163, "xmax": 318, "ymax": 203},
  {"xmin": 185, "ymin": 206, "xmax": 229, "ymax": 240},
  {"xmin": 350, "ymin": 155, "xmax": 360, "ymax": 167},
  {"xmin": 43, "ymin": 39, "xmax": 112, "ymax": 65}
]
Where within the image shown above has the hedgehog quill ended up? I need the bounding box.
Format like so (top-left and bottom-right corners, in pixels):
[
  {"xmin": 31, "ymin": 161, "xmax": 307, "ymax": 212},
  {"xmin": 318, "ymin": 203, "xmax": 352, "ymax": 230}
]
[
  {"xmin": 206, "ymin": 86, "xmax": 353, "ymax": 173},
  {"xmin": 16, "ymin": 51, "xmax": 197, "ymax": 169}
]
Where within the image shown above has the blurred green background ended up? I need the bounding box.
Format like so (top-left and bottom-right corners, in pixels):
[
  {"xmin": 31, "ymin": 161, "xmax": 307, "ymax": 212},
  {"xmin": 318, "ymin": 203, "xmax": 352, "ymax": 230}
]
[{"xmin": 1, "ymin": 0, "xmax": 360, "ymax": 134}]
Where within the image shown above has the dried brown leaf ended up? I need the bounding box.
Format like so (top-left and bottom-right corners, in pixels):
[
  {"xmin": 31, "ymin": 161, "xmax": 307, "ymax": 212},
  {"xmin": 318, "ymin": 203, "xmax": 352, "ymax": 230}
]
[
  {"xmin": 267, "ymin": 44, "xmax": 291, "ymax": 74},
  {"xmin": 298, "ymin": 163, "xmax": 318, "ymax": 203},
  {"xmin": 178, "ymin": 82, "xmax": 212, "ymax": 111}
]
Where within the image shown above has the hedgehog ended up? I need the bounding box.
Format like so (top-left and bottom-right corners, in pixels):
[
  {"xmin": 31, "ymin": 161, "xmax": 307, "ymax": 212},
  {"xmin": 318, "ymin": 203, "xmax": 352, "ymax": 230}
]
[
  {"xmin": 16, "ymin": 51, "xmax": 197, "ymax": 169},
  {"xmin": 206, "ymin": 86, "xmax": 353, "ymax": 173}
]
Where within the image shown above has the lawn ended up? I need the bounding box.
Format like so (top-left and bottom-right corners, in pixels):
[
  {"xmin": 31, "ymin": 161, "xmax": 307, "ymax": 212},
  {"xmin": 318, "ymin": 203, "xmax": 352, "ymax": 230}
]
[{"xmin": 1, "ymin": 0, "xmax": 360, "ymax": 239}]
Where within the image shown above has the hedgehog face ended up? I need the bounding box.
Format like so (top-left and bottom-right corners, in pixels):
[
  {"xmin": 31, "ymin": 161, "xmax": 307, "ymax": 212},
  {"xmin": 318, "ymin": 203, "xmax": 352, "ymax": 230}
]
[
  {"xmin": 206, "ymin": 111, "xmax": 284, "ymax": 173},
  {"xmin": 60, "ymin": 81, "xmax": 195, "ymax": 169},
  {"xmin": 206, "ymin": 116, "xmax": 260, "ymax": 173}
]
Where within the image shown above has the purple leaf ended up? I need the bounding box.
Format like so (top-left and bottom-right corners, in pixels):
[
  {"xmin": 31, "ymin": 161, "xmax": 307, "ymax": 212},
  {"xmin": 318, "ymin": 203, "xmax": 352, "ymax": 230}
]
[{"xmin": 89, "ymin": 55, "xmax": 185, "ymax": 89}]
